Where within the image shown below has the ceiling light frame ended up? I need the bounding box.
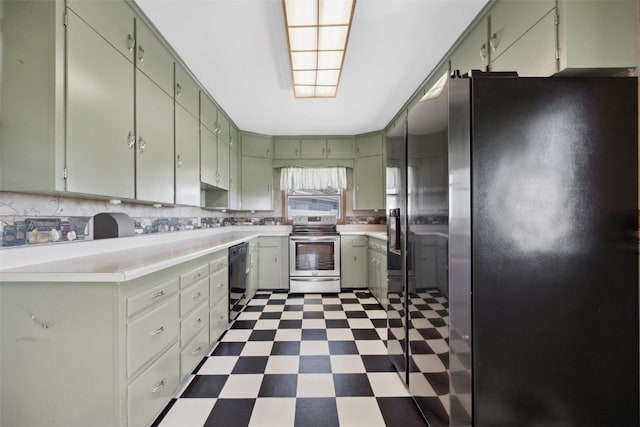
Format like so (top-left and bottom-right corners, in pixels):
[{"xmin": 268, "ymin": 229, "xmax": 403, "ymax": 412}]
[{"xmin": 283, "ymin": 0, "xmax": 356, "ymax": 99}]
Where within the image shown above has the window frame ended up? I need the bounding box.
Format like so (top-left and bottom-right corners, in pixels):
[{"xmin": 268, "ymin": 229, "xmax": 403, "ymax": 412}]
[{"xmin": 282, "ymin": 189, "xmax": 346, "ymax": 225}]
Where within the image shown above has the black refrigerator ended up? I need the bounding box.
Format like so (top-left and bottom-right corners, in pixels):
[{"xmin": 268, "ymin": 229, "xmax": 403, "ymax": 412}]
[{"xmin": 386, "ymin": 72, "xmax": 639, "ymax": 427}]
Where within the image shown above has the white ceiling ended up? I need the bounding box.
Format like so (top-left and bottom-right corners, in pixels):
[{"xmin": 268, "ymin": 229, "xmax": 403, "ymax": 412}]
[{"xmin": 134, "ymin": 0, "xmax": 489, "ymax": 136}]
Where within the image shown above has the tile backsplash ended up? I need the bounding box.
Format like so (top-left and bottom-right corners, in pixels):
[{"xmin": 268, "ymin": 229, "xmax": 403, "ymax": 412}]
[{"xmin": 0, "ymin": 192, "xmax": 384, "ymax": 247}]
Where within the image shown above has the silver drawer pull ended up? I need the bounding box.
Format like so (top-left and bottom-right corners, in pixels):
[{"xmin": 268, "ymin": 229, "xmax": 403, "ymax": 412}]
[
  {"xmin": 152, "ymin": 379, "xmax": 166, "ymax": 393},
  {"xmin": 191, "ymin": 346, "xmax": 202, "ymax": 356},
  {"xmin": 219, "ymin": 315, "xmax": 225, "ymax": 321},
  {"xmin": 193, "ymin": 272, "xmax": 202, "ymax": 280},
  {"xmin": 150, "ymin": 290, "xmax": 165, "ymax": 299},
  {"xmin": 193, "ymin": 318, "xmax": 202, "ymax": 327},
  {"xmin": 217, "ymin": 283, "xmax": 224, "ymax": 288},
  {"xmin": 150, "ymin": 326, "xmax": 165, "ymax": 336},
  {"xmin": 193, "ymin": 292, "xmax": 202, "ymax": 300}
]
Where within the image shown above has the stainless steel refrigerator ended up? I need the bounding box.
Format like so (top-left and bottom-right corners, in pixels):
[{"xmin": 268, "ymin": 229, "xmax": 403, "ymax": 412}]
[{"xmin": 386, "ymin": 72, "xmax": 639, "ymax": 427}]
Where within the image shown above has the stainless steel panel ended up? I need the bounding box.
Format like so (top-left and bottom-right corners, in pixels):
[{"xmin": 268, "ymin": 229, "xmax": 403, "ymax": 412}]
[{"xmin": 448, "ymin": 77, "xmax": 472, "ymax": 426}]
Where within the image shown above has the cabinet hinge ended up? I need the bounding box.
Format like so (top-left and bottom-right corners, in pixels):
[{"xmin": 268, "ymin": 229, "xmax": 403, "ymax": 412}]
[
  {"xmin": 554, "ymin": 12, "xmax": 559, "ymax": 26},
  {"xmin": 63, "ymin": 13, "xmax": 68, "ymax": 26},
  {"xmin": 555, "ymin": 48, "xmax": 560, "ymax": 60},
  {"xmin": 63, "ymin": 167, "xmax": 68, "ymax": 179}
]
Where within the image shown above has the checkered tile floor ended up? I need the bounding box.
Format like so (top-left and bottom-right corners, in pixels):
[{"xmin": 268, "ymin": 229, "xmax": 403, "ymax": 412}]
[{"xmin": 152, "ymin": 290, "xmax": 428, "ymax": 427}]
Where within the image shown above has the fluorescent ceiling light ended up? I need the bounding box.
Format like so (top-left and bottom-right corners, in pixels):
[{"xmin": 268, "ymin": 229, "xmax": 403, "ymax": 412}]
[{"xmin": 284, "ymin": 0, "xmax": 356, "ymax": 98}]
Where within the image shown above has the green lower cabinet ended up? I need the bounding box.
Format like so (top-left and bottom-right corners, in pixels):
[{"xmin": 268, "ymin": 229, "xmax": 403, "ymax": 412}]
[
  {"xmin": 135, "ymin": 70, "xmax": 174, "ymax": 204},
  {"xmin": 175, "ymin": 105, "xmax": 201, "ymax": 206},
  {"xmin": 341, "ymin": 235, "xmax": 368, "ymax": 288},
  {"xmin": 66, "ymin": 10, "xmax": 134, "ymax": 199},
  {"xmin": 258, "ymin": 237, "xmax": 288, "ymax": 289}
]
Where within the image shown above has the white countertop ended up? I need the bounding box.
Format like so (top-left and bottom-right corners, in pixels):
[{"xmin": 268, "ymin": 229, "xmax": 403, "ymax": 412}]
[{"xmin": 0, "ymin": 225, "xmax": 387, "ymax": 283}]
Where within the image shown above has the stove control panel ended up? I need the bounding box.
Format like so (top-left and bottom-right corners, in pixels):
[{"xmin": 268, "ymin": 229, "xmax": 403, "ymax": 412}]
[{"xmin": 292, "ymin": 215, "xmax": 337, "ymax": 226}]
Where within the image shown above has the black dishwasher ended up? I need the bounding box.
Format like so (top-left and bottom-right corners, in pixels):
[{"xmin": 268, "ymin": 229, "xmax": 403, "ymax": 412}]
[{"xmin": 228, "ymin": 242, "xmax": 248, "ymax": 320}]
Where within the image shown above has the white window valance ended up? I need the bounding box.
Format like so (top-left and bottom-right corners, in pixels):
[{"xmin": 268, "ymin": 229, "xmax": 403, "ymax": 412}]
[{"xmin": 280, "ymin": 167, "xmax": 347, "ymax": 190}]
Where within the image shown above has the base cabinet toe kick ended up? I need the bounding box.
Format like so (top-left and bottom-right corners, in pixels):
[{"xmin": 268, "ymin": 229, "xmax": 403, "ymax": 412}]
[{"xmin": 0, "ymin": 250, "xmax": 230, "ymax": 427}]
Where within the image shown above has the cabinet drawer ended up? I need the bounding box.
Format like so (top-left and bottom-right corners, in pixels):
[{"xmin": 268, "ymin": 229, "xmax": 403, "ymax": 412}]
[
  {"xmin": 181, "ymin": 278, "xmax": 209, "ymax": 316},
  {"xmin": 259, "ymin": 237, "xmax": 281, "ymax": 248},
  {"xmin": 180, "ymin": 327, "xmax": 209, "ymax": 380},
  {"xmin": 181, "ymin": 301, "xmax": 208, "ymax": 345},
  {"xmin": 128, "ymin": 343, "xmax": 179, "ymax": 427},
  {"xmin": 210, "ymin": 267, "xmax": 229, "ymax": 307},
  {"xmin": 127, "ymin": 277, "xmax": 179, "ymax": 318},
  {"xmin": 209, "ymin": 299, "xmax": 229, "ymax": 344},
  {"xmin": 209, "ymin": 254, "xmax": 228, "ymax": 272},
  {"xmin": 180, "ymin": 264, "xmax": 209, "ymax": 289},
  {"xmin": 352, "ymin": 236, "xmax": 368, "ymax": 247},
  {"xmin": 127, "ymin": 296, "xmax": 179, "ymax": 376}
]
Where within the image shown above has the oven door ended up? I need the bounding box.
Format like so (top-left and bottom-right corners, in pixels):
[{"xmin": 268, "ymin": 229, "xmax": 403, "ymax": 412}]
[{"xmin": 289, "ymin": 235, "xmax": 340, "ymax": 277}]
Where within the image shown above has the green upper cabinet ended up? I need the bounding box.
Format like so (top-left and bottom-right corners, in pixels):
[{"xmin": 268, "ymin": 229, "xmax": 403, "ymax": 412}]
[
  {"xmin": 242, "ymin": 133, "xmax": 273, "ymax": 158},
  {"xmin": 200, "ymin": 93, "xmax": 217, "ymax": 133},
  {"xmin": 217, "ymin": 139, "xmax": 230, "ymax": 191},
  {"xmin": 67, "ymin": 0, "xmax": 135, "ymax": 61},
  {"xmin": 355, "ymin": 133, "xmax": 383, "ymax": 158},
  {"xmin": 241, "ymin": 156, "xmax": 273, "ymax": 211},
  {"xmin": 0, "ymin": 0, "xmax": 66, "ymax": 193},
  {"xmin": 229, "ymin": 148, "xmax": 240, "ymax": 210},
  {"xmin": 135, "ymin": 19, "xmax": 173, "ymax": 96},
  {"xmin": 175, "ymin": 104, "xmax": 201, "ymax": 206},
  {"xmin": 489, "ymin": 0, "xmax": 556, "ymax": 62},
  {"xmin": 354, "ymin": 154, "xmax": 384, "ymax": 210},
  {"xmin": 135, "ymin": 70, "xmax": 174, "ymax": 204},
  {"xmin": 66, "ymin": 8, "xmax": 135, "ymax": 199},
  {"xmin": 200, "ymin": 125, "xmax": 218, "ymax": 187},
  {"xmin": 300, "ymin": 138, "xmax": 327, "ymax": 158},
  {"xmin": 274, "ymin": 138, "xmax": 301, "ymax": 159},
  {"xmin": 327, "ymin": 138, "xmax": 354, "ymax": 158},
  {"xmin": 449, "ymin": 16, "xmax": 489, "ymax": 75},
  {"xmin": 557, "ymin": 0, "xmax": 637, "ymax": 73},
  {"xmin": 175, "ymin": 64, "xmax": 200, "ymax": 118},
  {"xmin": 217, "ymin": 114, "xmax": 230, "ymax": 145}
]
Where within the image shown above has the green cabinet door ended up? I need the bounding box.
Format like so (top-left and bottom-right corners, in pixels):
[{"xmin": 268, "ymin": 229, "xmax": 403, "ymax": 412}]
[
  {"xmin": 66, "ymin": 0, "xmax": 135, "ymax": 61},
  {"xmin": 258, "ymin": 238, "xmax": 282, "ymax": 289},
  {"xmin": 200, "ymin": 95, "xmax": 217, "ymax": 133},
  {"xmin": 274, "ymin": 138, "xmax": 301, "ymax": 159},
  {"xmin": 66, "ymin": 11, "xmax": 134, "ymax": 199},
  {"xmin": 450, "ymin": 16, "xmax": 489, "ymax": 74},
  {"xmin": 175, "ymin": 105, "xmax": 200, "ymax": 206},
  {"xmin": 489, "ymin": 0, "xmax": 555, "ymax": 61},
  {"xmin": 241, "ymin": 156, "xmax": 273, "ymax": 210},
  {"xmin": 229, "ymin": 148, "xmax": 240, "ymax": 210},
  {"xmin": 217, "ymin": 114, "xmax": 230, "ymax": 146},
  {"xmin": 491, "ymin": 11, "xmax": 557, "ymax": 77},
  {"xmin": 300, "ymin": 138, "xmax": 327, "ymax": 158},
  {"xmin": 242, "ymin": 134, "xmax": 273, "ymax": 158},
  {"xmin": 327, "ymin": 138, "xmax": 354, "ymax": 158},
  {"xmin": 217, "ymin": 139, "xmax": 230, "ymax": 190},
  {"xmin": 341, "ymin": 236, "xmax": 368, "ymax": 288},
  {"xmin": 355, "ymin": 133, "xmax": 383, "ymax": 158},
  {"xmin": 135, "ymin": 70, "xmax": 174, "ymax": 203},
  {"xmin": 135, "ymin": 20, "xmax": 173, "ymax": 96},
  {"xmin": 174, "ymin": 64, "xmax": 200, "ymax": 118},
  {"xmin": 230, "ymin": 127, "xmax": 240, "ymax": 153},
  {"xmin": 200, "ymin": 126, "xmax": 218, "ymax": 187},
  {"xmin": 354, "ymin": 155, "xmax": 384, "ymax": 210}
]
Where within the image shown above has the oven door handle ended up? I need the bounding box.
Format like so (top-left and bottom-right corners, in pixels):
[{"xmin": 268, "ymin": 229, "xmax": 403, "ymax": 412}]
[
  {"xmin": 290, "ymin": 277, "xmax": 339, "ymax": 282},
  {"xmin": 290, "ymin": 236, "xmax": 339, "ymax": 242}
]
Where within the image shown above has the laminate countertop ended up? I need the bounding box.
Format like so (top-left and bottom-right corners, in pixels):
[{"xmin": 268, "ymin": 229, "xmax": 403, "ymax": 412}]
[{"xmin": 0, "ymin": 225, "xmax": 387, "ymax": 283}]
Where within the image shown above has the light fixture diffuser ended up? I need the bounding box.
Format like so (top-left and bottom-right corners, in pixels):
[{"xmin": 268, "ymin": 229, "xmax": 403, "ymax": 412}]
[{"xmin": 284, "ymin": 0, "xmax": 356, "ymax": 98}]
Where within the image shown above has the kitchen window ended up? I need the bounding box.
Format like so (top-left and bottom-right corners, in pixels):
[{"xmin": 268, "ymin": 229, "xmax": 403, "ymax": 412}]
[{"xmin": 280, "ymin": 167, "xmax": 347, "ymax": 224}]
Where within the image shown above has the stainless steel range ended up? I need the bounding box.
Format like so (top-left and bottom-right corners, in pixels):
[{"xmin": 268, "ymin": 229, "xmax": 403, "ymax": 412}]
[{"xmin": 289, "ymin": 215, "xmax": 341, "ymax": 293}]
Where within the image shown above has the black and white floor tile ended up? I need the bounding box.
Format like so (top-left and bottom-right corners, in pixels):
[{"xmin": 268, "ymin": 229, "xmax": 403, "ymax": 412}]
[{"xmin": 152, "ymin": 290, "xmax": 430, "ymax": 427}]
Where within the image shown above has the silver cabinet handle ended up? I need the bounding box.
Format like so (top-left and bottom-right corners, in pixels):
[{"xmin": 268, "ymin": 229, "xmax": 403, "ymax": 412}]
[
  {"xmin": 193, "ymin": 272, "xmax": 202, "ymax": 280},
  {"xmin": 127, "ymin": 34, "xmax": 135, "ymax": 52},
  {"xmin": 150, "ymin": 290, "xmax": 165, "ymax": 299},
  {"xmin": 219, "ymin": 314, "xmax": 225, "ymax": 322},
  {"xmin": 193, "ymin": 318, "xmax": 202, "ymax": 327},
  {"xmin": 214, "ymin": 122, "xmax": 220, "ymax": 134},
  {"xmin": 150, "ymin": 326, "xmax": 165, "ymax": 336},
  {"xmin": 273, "ymin": 255, "xmax": 277, "ymax": 263},
  {"xmin": 152, "ymin": 379, "xmax": 166, "ymax": 393},
  {"xmin": 357, "ymin": 147, "xmax": 360, "ymax": 154},
  {"xmin": 128, "ymin": 131, "xmax": 135, "ymax": 149},
  {"xmin": 230, "ymin": 178, "xmax": 233, "ymax": 188},
  {"xmin": 193, "ymin": 291, "xmax": 202, "ymax": 300},
  {"xmin": 266, "ymin": 148, "xmax": 270, "ymax": 156},
  {"xmin": 354, "ymin": 256, "xmax": 357, "ymax": 262},
  {"xmin": 479, "ymin": 43, "xmax": 487, "ymax": 62},
  {"xmin": 217, "ymin": 282, "xmax": 224, "ymax": 288},
  {"xmin": 176, "ymin": 154, "xmax": 183, "ymax": 168},
  {"xmin": 490, "ymin": 33, "xmax": 498, "ymax": 52},
  {"xmin": 176, "ymin": 83, "xmax": 182, "ymax": 97},
  {"xmin": 322, "ymin": 147, "xmax": 325, "ymax": 156},
  {"xmin": 267, "ymin": 184, "xmax": 271, "ymax": 193},
  {"xmin": 138, "ymin": 136, "xmax": 146, "ymax": 153},
  {"xmin": 191, "ymin": 346, "xmax": 203, "ymax": 356},
  {"xmin": 138, "ymin": 45, "xmax": 144, "ymax": 62},
  {"xmin": 327, "ymin": 147, "xmax": 331, "ymax": 156}
]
